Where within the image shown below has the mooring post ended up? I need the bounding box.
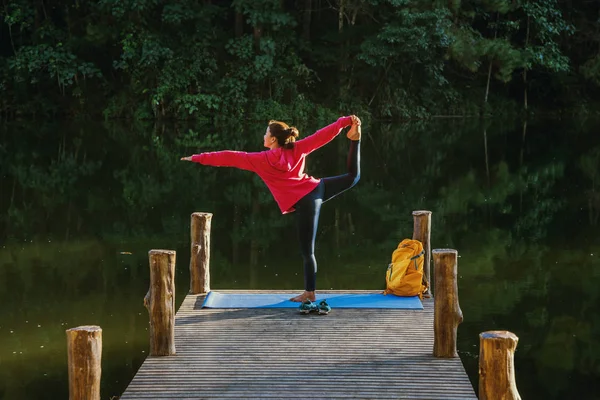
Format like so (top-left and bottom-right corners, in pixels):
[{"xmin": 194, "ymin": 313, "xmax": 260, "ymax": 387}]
[
  {"xmin": 190, "ymin": 212, "xmax": 212, "ymax": 294},
  {"xmin": 144, "ymin": 249, "xmax": 176, "ymax": 356},
  {"xmin": 479, "ymin": 331, "xmax": 521, "ymax": 400},
  {"xmin": 66, "ymin": 325, "xmax": 102, "ymax": 400},
  {"xmin": 432, "ymin": 248, "xmax": 463, "ymax": 357},
  {"xmin": 412, "ymin": 210, "xmax": 432, "ymax": 295}
]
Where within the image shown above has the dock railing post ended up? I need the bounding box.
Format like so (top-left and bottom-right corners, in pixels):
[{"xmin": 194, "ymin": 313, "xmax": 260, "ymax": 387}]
[
  {"xmin": 412, "ymin": 210, "xmax": 432, "ymax": 295},
  {"xmin": 144, "ymin": 249, "xmax": 176, "ymax": 356},
  {"xmin": 66, "ymin": 325, "xmax": 102, "ymax": 400},
  {"xmin": 479, "ymin": 331, "xmax": 521, "ymax": 400},
  {"xmin": 432, "ymin": 249, "xmax": 463, "ymax": 357},
  {"xmin": 189, "ymin": 212, "xmax": 212, "ymax": 294}
]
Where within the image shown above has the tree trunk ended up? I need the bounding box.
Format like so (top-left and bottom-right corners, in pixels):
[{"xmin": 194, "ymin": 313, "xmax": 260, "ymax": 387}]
[
  {"xmin": 484, "ymin": 129, "xmax": 490, "ymax": 189},
  {"xmin": 144, "ymin": 250, "xmax": 176, "ymax": 356},
  {"xmin": 432, "ymin": 249, "xmax": 463, "ymax": 357},
  {"xmin": 351, "ymin": 7, "xmax": 357, "ymax": 25},
  {"xmin": 484, "ymin": 61, "xmax": 493, "ymax": 106},
  {"xmin": 519, "ymin": 120, "xmax": 527, "ymax": 213},
  {"xmin": 412, "ymin": 210, "xmax": 432, "ymax": 295},
  {"xmin": 484, "ymin": 13, "xmax": 499, "ymax": 108},
  {"xmin": 189, "ymin": 212, "xmax": 212, "ymax": 294},
  {"xmin": 66, "ymin": 326, "xmax": 102, "ymax": 400},
  {"xmin": 479, "ymin": 331, "xmax": 521, "ymax": 400}
]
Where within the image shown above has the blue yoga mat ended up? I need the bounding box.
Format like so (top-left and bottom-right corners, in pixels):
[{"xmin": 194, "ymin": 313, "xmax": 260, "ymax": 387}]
[{"xmin": 201, "ymin": 292, "xmax": 423, "ymax": 309}]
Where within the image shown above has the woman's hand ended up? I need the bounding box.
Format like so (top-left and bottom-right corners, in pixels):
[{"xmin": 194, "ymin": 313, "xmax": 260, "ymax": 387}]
[
  {"xmin": 350, "ymin": 115, "xmax": 361, "ymax": 126},
  {"xmin": 180, "ymin": 156, "xmax": 192, "ymax": 161}
]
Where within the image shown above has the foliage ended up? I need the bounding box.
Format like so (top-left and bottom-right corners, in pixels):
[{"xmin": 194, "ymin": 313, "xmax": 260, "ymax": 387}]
[{"xmin": 0, "ymin": 0, "xmax": 596, "ymax": 120}]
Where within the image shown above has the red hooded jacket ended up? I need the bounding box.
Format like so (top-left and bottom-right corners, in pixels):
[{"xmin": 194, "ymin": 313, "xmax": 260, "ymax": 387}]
[{"xmin": 191, "ymin": 116, "xmax": 353, "ymax": 214}]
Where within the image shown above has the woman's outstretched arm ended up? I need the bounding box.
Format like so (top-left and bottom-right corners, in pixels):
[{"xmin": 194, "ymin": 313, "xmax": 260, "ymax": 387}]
[
  {"xmin": 181, "ymin": 151, "xmax": 256, "ymax": 172},
  {"xmin": 294, "ymin": 116, "xmax": 353, "ymax": 155}
]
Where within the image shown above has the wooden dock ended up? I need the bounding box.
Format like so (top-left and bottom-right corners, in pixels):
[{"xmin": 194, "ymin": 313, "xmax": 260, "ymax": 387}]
[{"xmin": 120, "ymin": 290, "xmax": 477, "ymax": 399}]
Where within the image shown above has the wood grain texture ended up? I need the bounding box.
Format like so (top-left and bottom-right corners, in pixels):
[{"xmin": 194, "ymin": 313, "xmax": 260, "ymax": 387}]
[
  {"xmin": 479, "ymin": 331, "xmax": 521, "ymax": 400},
  {"xmin": 432, "ymin": 250, "xmax": 463, "ymax": 358},
  {"xmin": 144, "ymin": 250, "xmax": 176, "ymax": 356},
  {"xmin": 189, "ymin": 212, "xmax": 212, "ymax": 294},
  {"xmin": 66, "ymin": 325, "xmax": 102, "ymax": 400},
  {"xmin": 412, "ymin": 210, "xmax": 432, "ymax": 293},
  {"xmin": 122, "ymin": 290, "xmax": 476, "ymax": 399}
]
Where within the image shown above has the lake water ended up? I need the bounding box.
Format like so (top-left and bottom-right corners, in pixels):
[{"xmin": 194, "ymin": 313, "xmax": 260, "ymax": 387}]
[{"xmin": 1, "ymin": 117, "xmax": 599, "ymax": 399}]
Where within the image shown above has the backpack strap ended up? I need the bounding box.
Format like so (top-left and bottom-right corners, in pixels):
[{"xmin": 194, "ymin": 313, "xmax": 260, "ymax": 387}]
[
  {"xmin": 411, "ymin": 249, "xmax": 430, "ymax": 296},
  {"xmin": 410, "ymin": 249, "xmax": 425, "ymax": 260}
]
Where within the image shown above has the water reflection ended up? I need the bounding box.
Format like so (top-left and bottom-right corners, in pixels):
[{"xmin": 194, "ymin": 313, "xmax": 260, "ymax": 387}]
[{"xmin": 1, "ymin": 117, "xmax": 599, "ymax": 399}]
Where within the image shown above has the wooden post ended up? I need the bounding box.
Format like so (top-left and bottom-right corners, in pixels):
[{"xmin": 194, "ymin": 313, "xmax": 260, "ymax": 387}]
[
  {"xmin": 432, "ymin": 249, "xmax": 463, "ymax": 358},
  {"xmin": 479, "ymin": 331, "xmax": 521, "ymax": 400},
  {"xmin": 66, "ymin": 325, "xmax": 102, "ymax": 400},
  {"xmin": 144, "ymin": 249, "xmax": 176, "ymax": 356},
  {"xmin": 189, "ymin": 212, "xmax": 212, "ymax": 294},
  {"xmin": 412, "ymin": 210, "xmax": 432, "ymax": 295}
]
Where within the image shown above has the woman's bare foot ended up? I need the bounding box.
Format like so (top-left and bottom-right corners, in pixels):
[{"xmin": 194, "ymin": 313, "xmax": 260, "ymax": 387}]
[
  {"xmin": 347, "ymin": 123, "xmax": 361, "ymax": 141},
  {"xmin": 347, "ymin": 115, "xmax": 361, "ymax": 140},
  {"xmin": 290, "ymin": 291, "xmax": 316, "ymax": 302}
]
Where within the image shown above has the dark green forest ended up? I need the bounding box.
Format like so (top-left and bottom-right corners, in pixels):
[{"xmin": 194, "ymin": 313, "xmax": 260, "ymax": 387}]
[{"xmin": 1, "ymin": 0, "xmax": 599, "ymax": 123}]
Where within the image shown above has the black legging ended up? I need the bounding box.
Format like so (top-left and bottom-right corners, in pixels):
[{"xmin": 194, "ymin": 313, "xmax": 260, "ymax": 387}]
[{"xmin": 293, "ymin": 140, "xmax": 361, "ymax": 291}]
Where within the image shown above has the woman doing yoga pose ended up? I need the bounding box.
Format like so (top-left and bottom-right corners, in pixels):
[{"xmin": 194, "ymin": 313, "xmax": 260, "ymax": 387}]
[{"xmin": 181, "ymin": 115, "xmax": 361, "ymax": 304}]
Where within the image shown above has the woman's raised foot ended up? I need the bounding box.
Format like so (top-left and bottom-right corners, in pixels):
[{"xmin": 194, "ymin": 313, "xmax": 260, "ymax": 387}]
[{"xmin": 347, "ymin": 123, "xmax": 361, "ymax": 141}]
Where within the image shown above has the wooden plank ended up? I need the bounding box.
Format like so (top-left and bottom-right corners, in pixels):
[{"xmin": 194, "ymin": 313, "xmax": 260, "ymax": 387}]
[{"xmin": 121, "ymin": 291, "xmax": 477, "ymax": 399}]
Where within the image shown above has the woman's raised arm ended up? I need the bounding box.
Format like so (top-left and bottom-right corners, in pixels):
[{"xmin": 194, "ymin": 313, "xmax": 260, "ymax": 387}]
[{"xmin": 294, "ymin": 116, "xmax": 353, "ymax": 155}]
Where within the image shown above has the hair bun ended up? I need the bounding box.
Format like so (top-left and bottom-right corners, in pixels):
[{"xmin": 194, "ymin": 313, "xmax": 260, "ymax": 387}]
[
  {"xmin": 287, "ymin": 127, "xmax": 299, "ymax": 139},
  {"xmin": 268, "ymin": 120, "xmax": 299, "ymax": 149}
]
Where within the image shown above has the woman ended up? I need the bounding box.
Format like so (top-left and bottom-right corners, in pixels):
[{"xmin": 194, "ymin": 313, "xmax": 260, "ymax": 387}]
[{"xmin": 181, "ymin": 115, "xmax": 361, "ymax": 308}]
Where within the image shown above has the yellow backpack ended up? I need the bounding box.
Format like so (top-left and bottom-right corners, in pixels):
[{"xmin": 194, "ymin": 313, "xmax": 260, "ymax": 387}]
[{"xmin": 383, "ymin": 239, "xmax": 428, "ymax": 299}]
